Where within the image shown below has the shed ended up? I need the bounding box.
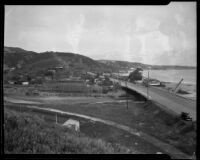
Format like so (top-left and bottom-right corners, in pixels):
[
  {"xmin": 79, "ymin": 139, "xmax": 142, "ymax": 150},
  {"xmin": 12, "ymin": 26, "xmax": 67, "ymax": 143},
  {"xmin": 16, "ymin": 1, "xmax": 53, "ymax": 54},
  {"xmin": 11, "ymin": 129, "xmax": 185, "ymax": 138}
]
[
  {"xmin": 22, "ymin": 81, "xmax": 29, "ymax": 85},
  {"xmin": 63, "ymin": 119, "xmax": 80, "ymax": 132}
]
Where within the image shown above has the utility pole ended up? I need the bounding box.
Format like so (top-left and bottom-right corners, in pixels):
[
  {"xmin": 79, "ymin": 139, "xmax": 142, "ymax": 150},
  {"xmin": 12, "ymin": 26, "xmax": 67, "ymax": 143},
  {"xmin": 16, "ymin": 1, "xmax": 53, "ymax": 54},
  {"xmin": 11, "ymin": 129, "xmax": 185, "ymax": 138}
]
[
  {"xmin": 118, "ymin": 70, "xmax": 120, "ymax": 84},
  {"xmin": 146, "ymin": 67, "xmax": 151, "ymax": 100},
  {"xmin": 126, "ymin": 80, "xmax": 128, "ymax": 110}
]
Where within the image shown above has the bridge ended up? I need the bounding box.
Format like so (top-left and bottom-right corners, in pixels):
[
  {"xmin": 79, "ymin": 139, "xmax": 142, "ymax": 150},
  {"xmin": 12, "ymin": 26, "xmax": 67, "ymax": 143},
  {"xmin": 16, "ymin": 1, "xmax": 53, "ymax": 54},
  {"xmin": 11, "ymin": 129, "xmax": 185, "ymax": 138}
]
[{"xmin": 110, "ymin": 78, "xmax": 196, "ymax": 121}]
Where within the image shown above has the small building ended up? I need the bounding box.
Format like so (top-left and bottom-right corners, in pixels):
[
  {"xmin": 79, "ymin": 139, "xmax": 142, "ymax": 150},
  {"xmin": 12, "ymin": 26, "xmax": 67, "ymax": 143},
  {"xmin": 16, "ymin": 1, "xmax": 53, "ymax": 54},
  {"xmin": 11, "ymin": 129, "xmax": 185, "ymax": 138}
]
[
  {"xmin": 86, "ymin": 72, "xmax": 97, "ymax": 77},
  {"xmin": 45, "ymin": 76, "xmax": 52, "ymax": 81},
  {"xmin": 55, "ymin": 66, "xmax": 63, "ymax": 69},
  {"xmin": 10, "ymin": 67, "xmax": 15, "ymax": 71},
  {"xmin": 22, "ymin": 81, "xmax": 29, "ymax": 85},
  {"xmin": 94, "ymin": 78, "xmax": 98, "ymax": 83},
  {"xmin": 99, "ymin": 75, "xmax": 105, "ymax": 79},
  {"xmin": 103, "ymin": 73, "xmax": 111, "ymax": 76},
  {"xmin": 8, "ymin": 80, "xmax": 14, "ymax": 85},
  {"xmin": 69, "ymin": 76, "xmax": 81, "ymax": 81},
  {"xmin": 63, "ymin": 119, "xmax": 80, "ymax": 132}
]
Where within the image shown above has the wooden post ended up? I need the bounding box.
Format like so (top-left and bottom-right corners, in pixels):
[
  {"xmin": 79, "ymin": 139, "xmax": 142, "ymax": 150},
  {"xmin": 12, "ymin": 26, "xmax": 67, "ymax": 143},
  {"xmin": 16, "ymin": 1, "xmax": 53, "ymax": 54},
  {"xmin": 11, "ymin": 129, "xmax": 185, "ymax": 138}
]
[
  {"xmin": 147, "ymin": 70, "xmax": 149, "ymax": 100},
  {"xmin": 126, "ymin": 81, "xmax": 128, "ymax": 110},
  {"xmin": 173, "ymin": 78, "xmax": 184, "ymax": 94},
  {"xmin": 55, "ymin": 113, "xmax": 57, "ymax": 124}
]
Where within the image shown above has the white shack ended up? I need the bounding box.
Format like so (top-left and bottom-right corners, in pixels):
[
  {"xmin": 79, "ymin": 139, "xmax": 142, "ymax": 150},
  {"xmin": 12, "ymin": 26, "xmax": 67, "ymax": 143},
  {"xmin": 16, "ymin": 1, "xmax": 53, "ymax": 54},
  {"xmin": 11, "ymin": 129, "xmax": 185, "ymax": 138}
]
[
  {"xmin": 63, "ymin": 119, "xmax": 80, "ymax": 132},
  {"xmin": 22, "ymin": 81, "xmax": 29, "ymax": 85}
]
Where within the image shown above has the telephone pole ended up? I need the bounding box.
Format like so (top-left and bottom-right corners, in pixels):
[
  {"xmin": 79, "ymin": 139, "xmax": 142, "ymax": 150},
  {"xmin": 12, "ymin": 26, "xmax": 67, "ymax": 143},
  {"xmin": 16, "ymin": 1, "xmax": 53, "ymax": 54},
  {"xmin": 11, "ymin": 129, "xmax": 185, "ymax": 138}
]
[
  {"xmin": 126, "ymin": 80, "xmax": 128, "ymax": 110},
  {"xmin": 146, "ymin": 67, "xmax": 151, "ymax": 100}
]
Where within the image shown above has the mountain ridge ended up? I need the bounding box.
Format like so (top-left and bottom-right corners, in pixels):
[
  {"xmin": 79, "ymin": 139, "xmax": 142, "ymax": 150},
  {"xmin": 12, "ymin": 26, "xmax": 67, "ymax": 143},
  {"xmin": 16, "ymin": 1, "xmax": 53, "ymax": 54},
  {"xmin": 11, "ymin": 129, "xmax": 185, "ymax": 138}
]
[
  {"xmin": 4, "ymin": 46, "xmax": 196, "ymax": 75},
  {"xmin": 3, "ymin": 46, "xmax": 117, "ymax": 75}
]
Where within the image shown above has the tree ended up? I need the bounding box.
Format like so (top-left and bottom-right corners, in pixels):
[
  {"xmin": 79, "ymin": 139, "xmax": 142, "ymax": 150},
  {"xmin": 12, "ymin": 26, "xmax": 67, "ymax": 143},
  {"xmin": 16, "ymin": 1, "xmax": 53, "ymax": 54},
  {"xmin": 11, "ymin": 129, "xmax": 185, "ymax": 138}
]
[
  {"xmin": 45, "ymin": 70, "xmax": 54, "ymax": 80},
  {"xmin": 128, "ymin": 68, "xmax": 143, "ymax": 83}
]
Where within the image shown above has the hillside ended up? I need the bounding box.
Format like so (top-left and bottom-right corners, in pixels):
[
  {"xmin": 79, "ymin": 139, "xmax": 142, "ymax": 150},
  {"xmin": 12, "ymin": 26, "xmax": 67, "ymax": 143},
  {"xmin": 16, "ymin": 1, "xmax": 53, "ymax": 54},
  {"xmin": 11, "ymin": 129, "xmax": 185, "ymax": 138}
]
[
  {"xmin": 98, "ymin": 60, "xmax": 196, "ymax": 70},
  {"xmin": 4, "ymin": 46, "xmax": 195, "ymax": 77},
  {"xmin": 4, "ymin": 47, "xmax": 117, "ymax": 75},
  {"xmin": 4, "ymin": 108, "xmax": 134, "ymax": 154}
]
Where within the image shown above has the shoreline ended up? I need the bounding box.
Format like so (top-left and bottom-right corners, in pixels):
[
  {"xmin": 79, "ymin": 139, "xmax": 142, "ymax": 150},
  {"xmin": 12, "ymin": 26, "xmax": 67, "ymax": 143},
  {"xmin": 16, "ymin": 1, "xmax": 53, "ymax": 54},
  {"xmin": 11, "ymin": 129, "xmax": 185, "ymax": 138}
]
[{"xmin": 159, "ymin": 81, "xmax": 196, "ymax": 100}]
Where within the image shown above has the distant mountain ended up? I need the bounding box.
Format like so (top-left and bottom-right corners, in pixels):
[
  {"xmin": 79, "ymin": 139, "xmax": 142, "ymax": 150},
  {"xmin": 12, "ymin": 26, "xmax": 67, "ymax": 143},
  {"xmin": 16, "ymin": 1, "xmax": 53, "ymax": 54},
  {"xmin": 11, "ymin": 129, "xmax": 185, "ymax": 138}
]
[
  {"xmin": 98, "ymin": 60, "xmax": 196, "ymax": 70},
  {"xmin": 4, "ymin": 47, "xmax": 117, "ymax": 75}
]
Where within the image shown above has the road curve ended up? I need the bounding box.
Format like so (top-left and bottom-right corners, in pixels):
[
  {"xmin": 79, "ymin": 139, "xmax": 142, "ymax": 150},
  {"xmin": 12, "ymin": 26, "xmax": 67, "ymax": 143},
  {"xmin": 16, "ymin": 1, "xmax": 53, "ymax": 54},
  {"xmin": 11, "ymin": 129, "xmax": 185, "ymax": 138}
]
[{"xmin": 110, "ymin": 78, "xmax": 196, "ymax": 120}]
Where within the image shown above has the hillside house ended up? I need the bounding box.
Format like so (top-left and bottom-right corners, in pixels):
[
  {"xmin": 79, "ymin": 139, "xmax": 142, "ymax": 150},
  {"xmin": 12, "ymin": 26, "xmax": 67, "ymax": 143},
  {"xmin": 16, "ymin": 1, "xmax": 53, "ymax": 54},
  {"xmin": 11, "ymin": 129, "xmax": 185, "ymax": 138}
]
[
  {"xmin": 10, "ymin": 67, "xmax": 15, "ymax": 71},
  {"xmin": 8, "ymin": 80, "xmax": 15, "ymax": 85},
  {"xmin": 22, "ymin": 81, "xmax": 29, "ymax": 85},
  {"xmin": 103, "ymin": 73, "xmax": 111, "ymax": 76},
  {"xmin": 55, "ymin": 66, "xmax": 63, "ymax": 69},
  {"xmin": 86, "ymin": 72, "xmax": 97, "ymax": 77}
]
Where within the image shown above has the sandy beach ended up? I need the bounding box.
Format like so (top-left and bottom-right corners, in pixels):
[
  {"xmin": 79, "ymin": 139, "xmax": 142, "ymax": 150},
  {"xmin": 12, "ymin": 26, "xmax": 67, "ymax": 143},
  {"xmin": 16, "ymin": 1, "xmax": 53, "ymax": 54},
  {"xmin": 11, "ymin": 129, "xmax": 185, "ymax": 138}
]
[{"xmin": 161, "ymin": 82, "xmax": 196, "ymax": 100}]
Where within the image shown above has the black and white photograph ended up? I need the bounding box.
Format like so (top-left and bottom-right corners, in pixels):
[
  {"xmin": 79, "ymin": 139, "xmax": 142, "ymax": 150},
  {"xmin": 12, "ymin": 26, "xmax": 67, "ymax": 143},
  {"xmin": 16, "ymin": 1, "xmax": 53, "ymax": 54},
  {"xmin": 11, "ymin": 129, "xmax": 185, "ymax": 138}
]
[{"xmin": 3, "ymin": 3, "xmax": 196, "ymax": 159}]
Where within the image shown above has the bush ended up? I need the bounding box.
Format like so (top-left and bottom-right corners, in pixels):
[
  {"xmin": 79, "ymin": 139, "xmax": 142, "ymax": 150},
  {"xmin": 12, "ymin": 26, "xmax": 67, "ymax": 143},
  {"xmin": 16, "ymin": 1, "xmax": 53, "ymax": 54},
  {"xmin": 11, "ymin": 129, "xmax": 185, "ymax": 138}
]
[
  {"xmin": 4, "ymin": 109, "xmax": 133, "ymax": 154},
  {"xmin": 128, "ymin": 68, "xmax": 143, "ymax": 82}
]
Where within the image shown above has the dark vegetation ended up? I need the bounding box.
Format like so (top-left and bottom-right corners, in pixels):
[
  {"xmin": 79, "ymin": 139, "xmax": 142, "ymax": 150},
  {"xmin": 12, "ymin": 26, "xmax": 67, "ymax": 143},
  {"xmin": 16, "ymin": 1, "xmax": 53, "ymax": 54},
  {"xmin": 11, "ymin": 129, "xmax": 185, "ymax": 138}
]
[
  {"xmin": 128, "ymin": 68, "xmax": 143, "ymax": 83},
  {"xmin": 4, "ymin": 104, "xmax": 169, "ymax": 154},
  {"xmin": 22, "ymin": 99, "xmax": 195, "ymax": 156},
  {"xmin": 177, "ymin": 89, "xmax": 190, "ymax": 94},
  {"xmin": 4, "ymin": 47, "xmax": 116, "ymax": 78}
]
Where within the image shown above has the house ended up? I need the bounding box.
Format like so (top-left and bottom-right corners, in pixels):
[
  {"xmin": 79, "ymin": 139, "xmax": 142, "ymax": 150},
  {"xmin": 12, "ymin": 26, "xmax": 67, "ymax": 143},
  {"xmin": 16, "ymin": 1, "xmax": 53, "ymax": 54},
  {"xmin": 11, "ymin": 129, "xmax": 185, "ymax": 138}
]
[
  {"xmin": 55, "ymin": 66, "xmax": 63, "ymax": 69},
  {"xmin": 69, "ymin": 76, "xmax": 81, "ymax": 81},
  {"xmin": 103, "ymin": 73, "xmax": 111, "ymax": 76},
  {"xmin": 10, "ymin": 67, "xmax": 15, "ymax": 71},
  {"xmin": 99, "ymin": 75, "xmax": 105, "ymax": 79},
  {"xmin": 44, "ymin": 76, "xmax": 52, "ymax": 81},
  {"xmin": 22, "ymin": 81, "xmax": 29, "ymax": 85},
  {"xmin": 63, "ymin": 119, "xmax": 80, "ymax": 132},
  {"xmin": 8, "ymin": 80, "xmax": 14, "ymax": 85},
  {"xmin": 86, "ymin": 72, "xmax": 97, "ymax": 77}
]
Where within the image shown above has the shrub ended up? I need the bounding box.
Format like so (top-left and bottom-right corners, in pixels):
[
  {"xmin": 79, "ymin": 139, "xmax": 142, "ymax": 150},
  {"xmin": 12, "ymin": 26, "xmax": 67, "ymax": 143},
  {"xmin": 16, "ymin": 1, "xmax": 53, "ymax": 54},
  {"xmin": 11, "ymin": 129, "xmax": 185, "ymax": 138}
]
[{"xmin": 4, "ymin": 109, "xmax": 134, "ymax": 154}]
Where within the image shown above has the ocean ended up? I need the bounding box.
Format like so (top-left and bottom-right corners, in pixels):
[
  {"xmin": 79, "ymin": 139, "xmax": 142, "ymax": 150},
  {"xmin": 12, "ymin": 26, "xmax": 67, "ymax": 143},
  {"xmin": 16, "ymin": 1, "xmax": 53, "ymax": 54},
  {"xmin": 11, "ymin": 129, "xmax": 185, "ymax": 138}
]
[{"xmin": 142, "ymin": 69, "xmax": 196, "ymax": 85}]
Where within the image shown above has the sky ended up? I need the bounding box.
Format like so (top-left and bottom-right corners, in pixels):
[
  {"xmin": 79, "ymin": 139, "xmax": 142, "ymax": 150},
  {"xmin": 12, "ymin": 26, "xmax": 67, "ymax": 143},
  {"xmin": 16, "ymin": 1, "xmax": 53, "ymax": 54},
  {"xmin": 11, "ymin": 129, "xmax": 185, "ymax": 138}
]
[{"xmin": 4, "ymin": 3, "xmax": 196, "ymax": 66}]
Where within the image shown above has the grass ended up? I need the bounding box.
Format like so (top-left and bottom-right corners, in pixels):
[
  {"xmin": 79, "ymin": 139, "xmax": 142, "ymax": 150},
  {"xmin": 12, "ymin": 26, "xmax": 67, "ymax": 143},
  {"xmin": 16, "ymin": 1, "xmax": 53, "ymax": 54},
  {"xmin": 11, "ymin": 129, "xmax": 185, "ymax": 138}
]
[
  {"xmin": 25, "ymin": 101, "xmax": 195, "ymax": 156},
  {"xmin": 4, "ymin": 84, "xmax": 196, "ymax": 155},
  {"xmin": 4, "ymin": 108, "xmax": 137, "ymax": 154},
  {"xmin": 5, "ymin": 104, "xmax": 168, "ymax": 154}
]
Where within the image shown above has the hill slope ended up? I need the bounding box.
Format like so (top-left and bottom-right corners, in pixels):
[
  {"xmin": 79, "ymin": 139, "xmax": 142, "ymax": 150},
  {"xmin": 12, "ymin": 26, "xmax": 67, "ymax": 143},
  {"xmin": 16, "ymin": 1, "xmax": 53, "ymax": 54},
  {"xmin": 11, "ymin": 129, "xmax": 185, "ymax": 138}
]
[
  {"xmin": 4, "ymin": 108, "xmax": 134, "ymax": 154},
  {"xmin": 4, "ymin": 47, "xmax": 117, "ymax": 74}
]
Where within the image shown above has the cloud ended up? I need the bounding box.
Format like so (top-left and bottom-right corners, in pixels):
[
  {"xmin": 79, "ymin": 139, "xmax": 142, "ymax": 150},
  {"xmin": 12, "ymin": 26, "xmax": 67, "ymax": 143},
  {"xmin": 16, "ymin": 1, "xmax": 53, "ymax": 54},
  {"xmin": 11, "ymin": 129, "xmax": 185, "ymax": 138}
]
[
  {"xmin": 4, "ymin": 4, "xmax": 196, "ymax": 66},
  {"xmin": 65, "ymin": 14, "xmax": 85, "ymax": 53}
]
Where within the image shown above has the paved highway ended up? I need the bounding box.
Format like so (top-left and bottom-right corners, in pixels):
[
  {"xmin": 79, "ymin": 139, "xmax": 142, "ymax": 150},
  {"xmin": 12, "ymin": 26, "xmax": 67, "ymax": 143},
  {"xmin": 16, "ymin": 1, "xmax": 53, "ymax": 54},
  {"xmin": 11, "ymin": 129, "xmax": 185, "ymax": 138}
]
[{"xmin": 110, "ymin": 78, "xmax": 196, "ymax": 121}]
